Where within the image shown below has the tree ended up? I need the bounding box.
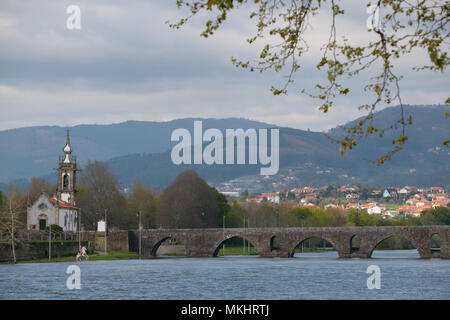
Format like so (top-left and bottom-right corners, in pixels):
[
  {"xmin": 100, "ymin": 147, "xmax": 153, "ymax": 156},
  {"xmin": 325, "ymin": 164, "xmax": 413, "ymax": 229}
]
[
  {"xmin": 211, "ymin": 187, "xmax": 231, "ymax": 227},
  {"xmin": 45, "ymin": 224, "xmax": 63, "ymax": 236},
  {"xmin": 280, "ymin": 210, "xmax": 300, "ymax": 227},
  {"xmin": 126, "ymin": 182, "xmax": 158, "ymax": 229},
  {"xmin": 239, "ymin": 189, "xmax": 249, "ymax": 200},
  {"xmin": 226, "ymin": 200, "xmax": 247, "ymax": 227},
  {"xmin": 324, "ymin": 207, "xmax": 348, "ymax": 226},
  {"xmin": 0, "ymin": 186, "xmax": 25, "ymax": 264},
  {"xmin": 347, "ymin": 208, "xmax": 384, "ymax": 226},
  {"xmin": 420, "ymin": 206, "xmax": 450, "ymax": 225},
  {"xmin": 27, "ymin": 177, "xmax": 56, "ymax": 205},
  {"xmin": 170, "ymin": 0, "xmax": 449, "ymax": 163},
  {"xmin": 241, "ymin": 201, "xmax": 277, "ymax": 227},
  {"xmin": 77, "ymin": 161, "xmax": 127, "ymax": 230},
  {"xmin": 287, "ymin": 192, "xmax": 296, "ymax": 200},
  {"xmin": 156, "ymin": 171, "xmax": 220, "ymax": 228}
]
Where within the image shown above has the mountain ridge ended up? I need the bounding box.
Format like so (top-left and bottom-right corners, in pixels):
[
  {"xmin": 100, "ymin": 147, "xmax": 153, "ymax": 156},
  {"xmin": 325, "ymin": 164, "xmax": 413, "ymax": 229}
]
[{"xmin": 0, "ymin": 105, "xmax": 448, "ymax": 191}]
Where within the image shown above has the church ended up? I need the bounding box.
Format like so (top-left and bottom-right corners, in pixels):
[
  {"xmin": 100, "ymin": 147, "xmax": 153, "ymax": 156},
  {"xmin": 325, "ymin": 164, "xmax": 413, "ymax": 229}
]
[{"xmin": 27, "ymin": 130, "xmax": 79, "ymax": 232}]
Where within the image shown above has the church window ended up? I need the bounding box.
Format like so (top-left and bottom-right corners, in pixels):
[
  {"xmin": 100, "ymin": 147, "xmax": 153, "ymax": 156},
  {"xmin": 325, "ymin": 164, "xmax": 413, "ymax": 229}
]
[{"xmin": 63, "ymin": 174, "xmax": 69, "ymax": 189}]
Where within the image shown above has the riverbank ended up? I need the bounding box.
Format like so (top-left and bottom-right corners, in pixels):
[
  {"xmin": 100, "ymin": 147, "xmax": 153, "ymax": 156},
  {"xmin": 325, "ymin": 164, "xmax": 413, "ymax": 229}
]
[{"xmin": 8, "ymin": 250, "xmax": 151, "ymax": 264}]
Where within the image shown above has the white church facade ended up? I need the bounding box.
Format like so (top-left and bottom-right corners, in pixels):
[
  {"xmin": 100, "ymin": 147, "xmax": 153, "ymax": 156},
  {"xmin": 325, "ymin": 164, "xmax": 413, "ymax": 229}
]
[{"xmin": 27, "ymin": 130, "xmax": 79, "ymax": 232}]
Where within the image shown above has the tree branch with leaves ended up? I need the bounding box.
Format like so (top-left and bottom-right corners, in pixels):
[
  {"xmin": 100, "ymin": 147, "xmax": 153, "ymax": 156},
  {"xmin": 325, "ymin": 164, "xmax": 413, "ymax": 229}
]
[{"xmin": 168, "ymin": 0, "xmax": 449, "ymax": 163}]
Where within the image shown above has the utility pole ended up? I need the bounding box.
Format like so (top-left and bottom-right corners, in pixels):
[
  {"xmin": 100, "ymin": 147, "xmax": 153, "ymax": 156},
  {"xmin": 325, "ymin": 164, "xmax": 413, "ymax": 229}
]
[
  {"xmin": 276, "ymin": 205, "xmax": 280, "ymax": 228},
  {"xmin": 139, "ymin": 211, "xmax": 142, "ymax": 260},
  {"xmin": 222, "ymin": 215, "xmax": 225, "ymax": 256},
  {"xmin": 247, "ymin": 217, "xmax": 250, "ymax": 252},
  {"xmin": 48, "ymin": 223, "xmax": 51, "ymax": 262},
  {"xmin": 243, "ymin": 216, "xmax": 245, "ymax": 254},
  {"xmin": 78, "ymin": 208, "xmax": 81, "ymax": 249},
  {"xmin": 104, "ymin": 209, "xmax": 107, "ymax": 256}
]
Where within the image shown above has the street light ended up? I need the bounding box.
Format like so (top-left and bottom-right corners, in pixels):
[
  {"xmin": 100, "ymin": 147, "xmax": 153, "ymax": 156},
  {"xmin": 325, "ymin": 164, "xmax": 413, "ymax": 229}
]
[
  {"xmin": 104, "ymin": 209, "xmax": 107, "ymax": 256},
  {"xmin": 276, "ymin": 205, "xmax": 280, "ymax": 228},
  {"xmin": 222, "ymin": 215, "xmax": 225, "ymax": 256},
  {"xmin": 138, "ymin": 211, "xmax": 142, "ymax": 260},
  {"xmin": 78, "ymin": 208, "xmax": 81, "ymax": 249},
  {"xmin": 48, "ymin": 222, "xmax": 51, "ymax": 262},
  {"xmin": 247, "ymin": 217, "xmax": 250, "ymax": 252},
  {"xmin": 243, "ymin": 216, "xmax": 246, "ymax": 254}
]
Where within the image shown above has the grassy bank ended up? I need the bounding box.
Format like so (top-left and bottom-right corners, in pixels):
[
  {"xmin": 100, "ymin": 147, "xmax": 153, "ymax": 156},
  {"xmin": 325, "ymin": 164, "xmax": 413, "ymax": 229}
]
[
  {"xmin": 13, "ymin": 250, "xmax": 152, "ymax": 264},
  {"xmin": 217, "ymin": 245, "xmax": 258, "ymax": 256}
]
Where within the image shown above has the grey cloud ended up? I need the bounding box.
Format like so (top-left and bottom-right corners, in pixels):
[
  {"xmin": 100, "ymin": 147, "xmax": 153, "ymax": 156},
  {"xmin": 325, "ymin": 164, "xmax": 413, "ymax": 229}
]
[{"xmin": 0, "ymin": 0, "xmax": 448, "ymax": 132}]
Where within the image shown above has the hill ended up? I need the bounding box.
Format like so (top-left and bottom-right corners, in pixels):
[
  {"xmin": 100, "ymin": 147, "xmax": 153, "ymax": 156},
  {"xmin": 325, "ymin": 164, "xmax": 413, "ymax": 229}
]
[{"xmin": 0, "ymin": 105, "xmax": 448, "ymax": 191}]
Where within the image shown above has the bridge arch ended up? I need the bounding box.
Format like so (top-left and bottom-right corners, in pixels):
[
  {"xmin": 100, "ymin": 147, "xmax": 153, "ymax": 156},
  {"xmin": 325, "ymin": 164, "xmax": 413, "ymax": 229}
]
[
  {"xmin": 350, "ymin": 234, "xmax": 361, "ymax": 253},
  {"xmin": 431, "ymin": 233, "xmax": 441, "ymax": 257},
  {"xmin": 368, "ymin": 235, "xmax": 418, "ymax": 258},
  {"xmin": 212, "ymin": 235, "xmax": 258, "ymax": 257},
  {"xmin": 270, "ymin": 235, "xmax": 281, "ymax": 251},
  {"xmin": 290, "ymin": 236, "xmax": 337, "ymax": 257},
  {"xmin": 150, "ymin": 236, "xmax": 181, "ymax": 256}
]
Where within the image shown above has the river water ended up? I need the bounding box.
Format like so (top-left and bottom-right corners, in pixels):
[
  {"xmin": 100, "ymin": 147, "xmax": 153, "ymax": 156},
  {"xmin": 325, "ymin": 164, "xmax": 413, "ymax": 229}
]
[{"xmin": 0, "ymin": 250, "xmax": 449, "ymax": 300}]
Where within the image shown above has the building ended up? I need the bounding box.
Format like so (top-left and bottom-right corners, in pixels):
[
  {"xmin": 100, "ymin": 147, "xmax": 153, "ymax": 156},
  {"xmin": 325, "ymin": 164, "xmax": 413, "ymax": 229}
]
[
  {"xmin": 27, "ymin": 130, "xmax": 78, "ymax": 231},
  {"xmin": 260, "ymin": 192, "xmax": 280, "ymax": 204},
  {"xmin": 346, "ymin": 193, "xmax": 360, "ymax": 199},
  {"xmin": 367, "ymin": 206, "xmax": 382, "ymax": 215}
]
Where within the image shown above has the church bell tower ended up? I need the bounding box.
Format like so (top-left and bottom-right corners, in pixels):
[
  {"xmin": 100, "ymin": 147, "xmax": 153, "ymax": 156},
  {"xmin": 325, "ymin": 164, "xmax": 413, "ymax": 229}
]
[{"xmin": 56, "ymin": 130, "xmax": 77, "ymax": 205}]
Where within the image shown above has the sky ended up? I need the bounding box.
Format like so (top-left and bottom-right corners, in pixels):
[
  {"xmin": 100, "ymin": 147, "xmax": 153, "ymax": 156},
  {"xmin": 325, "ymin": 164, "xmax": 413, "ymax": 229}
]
[{"xmin": 0, "ymin": 0, "xmax": 448, "ymax": 132}]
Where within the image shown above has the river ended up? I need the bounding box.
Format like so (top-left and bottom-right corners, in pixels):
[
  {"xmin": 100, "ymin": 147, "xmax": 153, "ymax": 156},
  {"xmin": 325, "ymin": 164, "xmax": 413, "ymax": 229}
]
[{"xmin": 1, "ymin": 250, "xmax": 449, "ymax": 300}]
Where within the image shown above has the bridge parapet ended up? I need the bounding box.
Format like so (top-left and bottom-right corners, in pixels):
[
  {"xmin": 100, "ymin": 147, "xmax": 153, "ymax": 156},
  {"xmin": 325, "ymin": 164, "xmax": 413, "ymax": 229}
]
[{"xmin": 130, "ymin": 226, "xmax": 450, "ymax": 259}]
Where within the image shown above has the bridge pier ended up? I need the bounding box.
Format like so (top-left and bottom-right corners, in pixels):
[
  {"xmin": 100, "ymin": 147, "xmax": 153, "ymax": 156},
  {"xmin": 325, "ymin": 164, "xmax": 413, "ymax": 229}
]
[
  {"xmin": 258, "ymin": 250, "xmax": 291, "ymax": 258},
  {"xmin": 435, "ymin": 228, "xmax": 450, "ymax": 259}
]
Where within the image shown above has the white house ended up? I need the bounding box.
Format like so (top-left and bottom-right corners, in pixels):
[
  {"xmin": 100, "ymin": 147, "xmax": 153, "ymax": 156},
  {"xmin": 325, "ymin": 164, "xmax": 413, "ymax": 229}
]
[{"xmin": 367, "ymin": 206, "xmax": 382, "ymax": 215}]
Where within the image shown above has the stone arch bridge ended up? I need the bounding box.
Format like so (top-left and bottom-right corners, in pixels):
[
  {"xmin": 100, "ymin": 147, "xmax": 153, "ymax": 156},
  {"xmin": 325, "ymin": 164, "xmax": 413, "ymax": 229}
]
[{"xmin": 129, "ymin": 226, "xmax": 450, "ymax": 259}]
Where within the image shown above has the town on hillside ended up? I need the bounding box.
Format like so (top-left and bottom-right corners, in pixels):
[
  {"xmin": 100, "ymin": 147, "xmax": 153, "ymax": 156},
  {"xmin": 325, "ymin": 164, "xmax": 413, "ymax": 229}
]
[{"xmin": 222, "ymin": 185, "xmax": 449, "ymax": 219}]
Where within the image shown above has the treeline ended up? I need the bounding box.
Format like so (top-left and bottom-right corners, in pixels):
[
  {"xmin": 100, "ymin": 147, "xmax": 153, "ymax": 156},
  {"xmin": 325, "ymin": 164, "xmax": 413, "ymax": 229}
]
[{"xmin": 1, "ymin": 162, "xmax": 449, "ymax": 232}]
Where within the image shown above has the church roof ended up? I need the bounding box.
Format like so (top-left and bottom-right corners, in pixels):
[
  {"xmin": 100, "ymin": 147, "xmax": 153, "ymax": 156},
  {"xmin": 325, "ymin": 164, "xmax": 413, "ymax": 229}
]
[{"xmin": 49, "ymin": 197, "xmax": 78, "ymax": 210}]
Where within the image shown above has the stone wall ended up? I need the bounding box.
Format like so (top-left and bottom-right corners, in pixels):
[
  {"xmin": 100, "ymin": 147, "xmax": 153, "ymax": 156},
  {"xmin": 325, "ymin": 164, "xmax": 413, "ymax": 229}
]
[
  {"xmin": 157, "ymin": 245, "xmax": 186, "ymax": 255},
  {"xmin": 0, "ymin": 230, "xmax": 130, "ymax": 260},
  {"xmin": 93, "ymin": 231, "xmax": 129, "ymax": 251},
  {"xmin": 0, "ymin": 240, "xmax": 89, "ymax": 262}
]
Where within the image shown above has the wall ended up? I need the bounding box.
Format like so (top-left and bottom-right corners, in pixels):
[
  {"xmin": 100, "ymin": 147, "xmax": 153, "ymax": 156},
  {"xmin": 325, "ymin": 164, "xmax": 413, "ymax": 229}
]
[
  {"xmin": 0, "ymin": 240, "xmax": 89, "ymax": 262},
  {"xmin": 0, "ymin": 230, "xmax": 130, "ymax": 261}
]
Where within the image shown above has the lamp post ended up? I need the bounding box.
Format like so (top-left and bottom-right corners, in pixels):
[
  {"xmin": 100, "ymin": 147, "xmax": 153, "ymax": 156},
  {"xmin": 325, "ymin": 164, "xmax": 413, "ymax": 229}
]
[
  {"xmin": 138, "ymin": 211, "xmax": 142, "ymax": 260},
  {"xmin": 104, "ymin": 209, "xmax": 107, "ymax": 256},
  {"xmin": 222, "ymin": 215, "xmax": 225, "ymax": 256},
  {"xmin": 247, "ymin": 217, "xmax": 250, "ymax": 252},
  {"xmin": 78, "ymin": 208, "xmax": 81, "ymax": 249},
  {"xmin": 243, "ymin": 216, "xmax": 245, "ymax": 254},
  {"xmin": 276, "ymin": 205, "xmax": 280, "ymax": 228},
  {"xmin": 48, "ymin": 222, "xmax": 51, "ymax": 262}
]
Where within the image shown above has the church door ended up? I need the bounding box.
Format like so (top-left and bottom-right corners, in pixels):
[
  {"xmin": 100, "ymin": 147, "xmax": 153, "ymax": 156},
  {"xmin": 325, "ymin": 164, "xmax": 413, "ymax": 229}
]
[{"xmin": 39, "ymin": 219, "xmax": 47, "ymax": 230}]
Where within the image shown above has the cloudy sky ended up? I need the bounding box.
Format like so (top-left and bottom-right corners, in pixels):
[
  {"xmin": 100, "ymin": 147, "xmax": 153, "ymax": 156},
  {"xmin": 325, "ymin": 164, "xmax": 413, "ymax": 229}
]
[{"xmin": 0, "ymin": 0, "xmax": 448, "ymax": 132}]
